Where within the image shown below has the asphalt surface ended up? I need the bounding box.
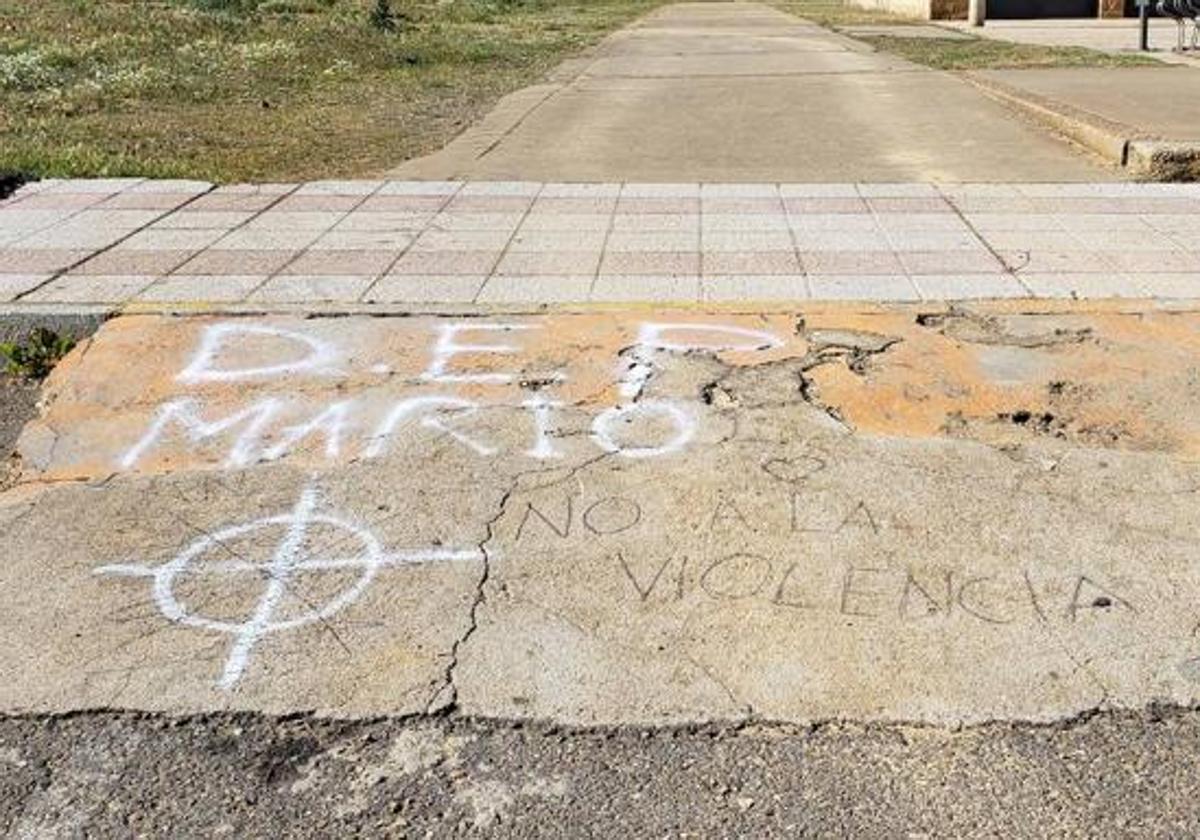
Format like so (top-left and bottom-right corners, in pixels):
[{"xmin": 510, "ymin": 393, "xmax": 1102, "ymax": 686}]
[{"xmin": 3, "ymin": 709, "xmax": 1200, "ymax": 837}]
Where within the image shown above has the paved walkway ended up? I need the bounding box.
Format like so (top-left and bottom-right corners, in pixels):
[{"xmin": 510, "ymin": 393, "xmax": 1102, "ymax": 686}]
[
  {"xmin": 956, "ymin": 19, "xmax": 1200, "ymax": 68},
  {"xmin": 3, "ymin": 178, "xmax": 1199, "ymax": 307},
  {"xmin": 393, "ymin": 2, "xmax": 1109, "ymax": 182}
]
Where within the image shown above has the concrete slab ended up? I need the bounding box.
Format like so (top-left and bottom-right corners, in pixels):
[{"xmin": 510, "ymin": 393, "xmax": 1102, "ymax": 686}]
[
  {"xmin": 5, "ymin": 308, "xmax": 1200, "ymax": 725},
  {"xmin": 974, "ymin": 66, "xmax": 1200, "ymax": 142},
  {"xmin": 393, "ymin": 2, "xmax": 1110, "ymax": 182}
]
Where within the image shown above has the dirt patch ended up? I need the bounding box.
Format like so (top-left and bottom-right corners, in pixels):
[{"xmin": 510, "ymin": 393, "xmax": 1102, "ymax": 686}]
[{"xmin": 0, "ymin": 377, "xmax": 39, "ymax": 491}]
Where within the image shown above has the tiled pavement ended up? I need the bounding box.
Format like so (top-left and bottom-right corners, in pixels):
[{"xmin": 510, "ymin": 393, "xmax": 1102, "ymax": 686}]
[{"xmin": 2, "ymin": 178, "xmax": 1200, "ymax": 307}]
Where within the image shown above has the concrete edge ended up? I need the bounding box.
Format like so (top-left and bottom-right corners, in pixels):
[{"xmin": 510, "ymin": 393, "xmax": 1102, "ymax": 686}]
[
  {"xmin": 960, "ymin": 72, "xmax": 1200, "ymax": 181},
  {"xmin": 4, "ymin": 298, "xmax": 1200, "ymax": 321},
  {"xmin": 960, "ymin": 71, "xmax": 1136, "ymax": 169}
]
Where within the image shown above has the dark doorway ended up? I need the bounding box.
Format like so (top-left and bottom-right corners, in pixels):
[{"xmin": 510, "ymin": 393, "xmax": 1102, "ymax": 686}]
[{"xmin": 987, "ymin": 0, "xmax": 1098, "ymax": 17}]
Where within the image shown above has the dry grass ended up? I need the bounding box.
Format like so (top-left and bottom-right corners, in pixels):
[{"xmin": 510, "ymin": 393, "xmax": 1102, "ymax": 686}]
[
  {"xmin": 0, "ymin": 0, "xmax": 666, "ymax": 182},
  {"xmin": 768, "ymin": 0, "xmax": 1161, "ymax": 69}
]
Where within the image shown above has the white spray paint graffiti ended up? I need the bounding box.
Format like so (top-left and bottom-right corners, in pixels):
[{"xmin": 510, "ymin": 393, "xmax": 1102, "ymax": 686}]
[
  {"xmin": 177, "ymin": 323, "xmax": 342, "ymax": 385},
  {"xmin": 94, "ymin": 483, "xmax": 482, "ymax": 689},
  {"xmin": 618, "ymin": 322, "xmax": 784, "ymax": 400},
  {"xmin": 115, "ymin": 319, "xmax": 789, "ymax": 471}
]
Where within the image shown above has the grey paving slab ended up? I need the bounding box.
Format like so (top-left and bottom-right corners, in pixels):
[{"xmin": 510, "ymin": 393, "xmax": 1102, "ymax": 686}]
[{"xmin": 3, "ymin": 179, "xmax": 1200, "ymax": 306}]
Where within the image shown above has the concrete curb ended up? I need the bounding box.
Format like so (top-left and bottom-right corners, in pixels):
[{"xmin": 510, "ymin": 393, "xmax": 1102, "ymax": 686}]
[{"xmin": 961, "ymin": 72, "xmax": 1200, "ymax": 181}]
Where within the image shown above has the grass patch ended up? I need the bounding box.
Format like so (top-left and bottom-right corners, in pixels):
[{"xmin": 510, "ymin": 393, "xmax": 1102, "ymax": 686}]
[
  {"xmin": 0, "ymin": 0, "xmax": 667, "ymax": 182},
  {"xmin": 0, "ymin": 328, "xmax": 77, "ymax": 381},
  {"xmin": 861, "ymin": 35, "xmax": 1162, "ymax": 70},
  {"xmin": 768, "ymin": 0, "xmax": 1161, "ymax": 69}
]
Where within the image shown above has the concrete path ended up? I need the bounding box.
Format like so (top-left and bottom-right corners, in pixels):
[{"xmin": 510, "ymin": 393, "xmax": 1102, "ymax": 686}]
[
  {"xmin": 5, "ymin": 307, "xmax": 1200, "ymax": 726},
  {"xmin": 392, "ymin": 3, "xmax": 1110, "ymax": 182},
  {"xmin": 4, "ymin": 178, "xmax": 1200, "ymax": 307},
  {"xmin": 974, "ymin": 66, "xmax": 1200, "ymax": 143}
]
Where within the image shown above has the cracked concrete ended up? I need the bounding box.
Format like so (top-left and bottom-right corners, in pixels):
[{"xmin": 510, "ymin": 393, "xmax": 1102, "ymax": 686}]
[{"xmin": 3, "ymin": 308, "xmax": 1200, "ymax": 729}]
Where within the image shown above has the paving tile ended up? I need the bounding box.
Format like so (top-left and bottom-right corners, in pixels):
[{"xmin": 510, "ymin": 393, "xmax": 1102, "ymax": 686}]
[
  {"xmin": 873, "ymin": 213, "xmax": 969, "ymax": 232},
  {"xmin": 0, "ymin": 249, "xmax": 91, "ymax": 273},
  {"xmin": 151, "ymin": 211, "xmax": 254, "ymax": 230},
  {"xmin": 175, "ymin": 249, "xmax": 299, "ymax": 276},
  {"xmin": 185, "ymin": 192, "xmax": 288, "ymax": 212},
  {"xmin": 44, "ymin": 178, "xmax": 142, "ymax": 194},
  {"xmin": 0, "ymin": 274, "xmax": 51, "ymax": 301},
  {"xmin": 135, "ymin": 275, "xmax": 266, "ymax": 303},
  {"xmin": 15, "ymin": 226, "xmax": 130, "ymax": 251},
  {"xmin": 606, "ymin": 231, "xmax": 699, "ymax": 252},
  {"xmin": 702, "ymin": 251, "xmax": 802, "ymax": 276},
  {"xmin": 216, "ymin": 228, "xmax": 322, "ymax": 250},
  {"xmin": 791, "ymin": 231, "xmax": 892, "ymax": 251},
  {"xmin": 702, "ymin": 198, "xmax": 784, "ymax": 214},
  {"xmin": 24, "ymin": 274, "xmax": 154, "ymax": 303},
  {"xmin": 703, "ymin": 231, "xmax": 794, "ymax": 252},
  {"xmin": 377, "ymin": 181, "xmax": 462, "ymax": 196},
  {"xmin": 506, "ymin": 229, "xmax": 607, "ymax": 253},
  {"xmin": 0, "ymin": 209, "xmax": 75, "ymax": 235},
  {"xmin": 272, "ymin": 194, "xmax": 363, "ymax": 212},
  {"xmin": 779, "ymin": 184, "xmax": 858, "ymax": 198},
  {"xmin": 1105, "ymin": 252, "xmax": 1200, "ymax": 273},
  {"xmin": 496, "ymin": 251, "xmax": 602, "ymax": 276},
  {"xmin": 412, "ymin": 229, "xmax": 513, "ymax": 252},
  {"xmin": 209, "ymin": 183, "xmax": 297, "ymax": 196},
  {"xmin": 858, "ymin": 183, "xmax": 941, "ymax": 198},
  {"xmin": 701, "ymin": 184, "xmax": 780, "ymax": 198},
  {"xmin": 519, "ymin": 212, "xmax": 611, "ymax": 232},
  {"xmin": 783, "ymin": 197, "xmax": 869, "ymax": 214},
  {"xmin": 1128, "ymin": 273, "xmax": 1200, "ymax": 298},
  {"xmin": 620, "ymin": 183, "xmax": 700, "ymax": 198},
  {"xmin": 444, "ymin": 196, "xmax": 535, "ymax": 213},
  {"xmin": 458, "ymin": 182, "xmax": 542, "ymax": 197},
  {"xmin": 539, "ymin": 183, "xmax": 621, "ymax": 198},
  {"xmin": 961, "ymin": 213, "xmax": 1063, "ymax": 232},
  {"xmin": 937, "ymin": 184, "xmax": 1026, "ymax": 199},
  {"xmin": 786, "ymin": 213, "xmax": 880, "ymax": 232},
  {"xmin": 529, "ymin": 197, "xmax": 617, "ymax": 215},
  {"xmin": 799, "ymin": 251, "xmax": 905, "ymax": 275},
  {"xmin": 97, "ymin": 192, "xmax": 198, "ymax": 211},
  {"xmin": 245, "ymin": 211, "xmax": 346, "ymax": 232},
  {"xmin": 364, "ymin": 274, "xmax": 487, "ymax": 303},
  {"xmin": 866, "ymin": 197, "xmax": 951, "ymax": 214},
  {"xmin": 296, "ymin": 181, "xmax": 383, "ymax": 196},
  {"xmin": 249, "ymin": 275, "xmax": 376, "ymax": 303},
  {"xmin": 898, "ymin": 250, "xmax": 1006, "ymax": 275},
  {"xmin": 70, "ymin": 249, "xmax": 194, "ymax": 277},
  {"xmin": 14, "ymin": 193, "xmax": 110, "ymax": 211},
  {"xmin": 982, "ymin": 231, "xmax": 1085, "ymax": 251},
  {"xmin": 943, "ymin": 196, "xmax": 1038, "ymax": 214},
  {"xmin": 615, "ymin": 198, "xmax": 701, "ymax": 215},
  {"xmin": 1019, "ymin": 273, "xmax": 1141, "ymax": 298},
  {"xmin": 358, "ymin": 195, "xmax": 450, "ymax": 213},
  {"xmin": 117, "ymin": 228, "xmax": 227, "ymax": 251},
  {"xmin": 309, "ymin": 230, "xmax": 415, "ymax": 251},
  {"xmin": 599, "ymin": 251, "xmax": 700, "ymax": 276},
  {"xmin": 611, "ymin": 213, "xmax": 699, "ymax": 232},
  {"xmin": 1142, "ymin": 214, "xmax": 1196, "ymax": 234},
  {"xmin": 1071, "ymin": 230, "xmax": 1182, "ymax": 252},
  {"xmin": 337, "ymin": 212, "xmax": 434, "ymax": 232},
  {"xmin": 427, "ymin": 212, "xmax": 524, "ymax": 232},
  {"xmin": 279, "ymin": 250, "xmax": 395, "ymax": 276},
  {"xmin": 1054, "ymin": 214, "xmax": 1152, "ymax": 233},
  {"xmin": 808, "ymin": 274, "xmax": 921, "ymax": 301},
  {"xmin": 389, "ymin": 251, "xmax": 500, "ymax": 275},
  {"xmin": 702, "ymin": 213, "xmax": 789, "ymax": 231},
  {"xmin": 999, "ymin": 250, "xmax": 1119, "ymax": 273},
  {"xmin": 911, "ymin": 274, "xmax": 1029, "ymax": 299},
  {"xmin": 125, "ymin": 180, "xmax": 212, "ymax": 194},
  {"xmin": 476, "ymin": 274, "xmax": 595, "ymax": 303},
  {"xmin": 700, "ymin": 274, "xmax": 808, "ymax": 302},
  {"xmin": 590, "ymin": 274, "xmax": 700, "ymax": 302},
  {"xmin": 883, "ymin": 231, "xmax": 984, "ymax": 252}
]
